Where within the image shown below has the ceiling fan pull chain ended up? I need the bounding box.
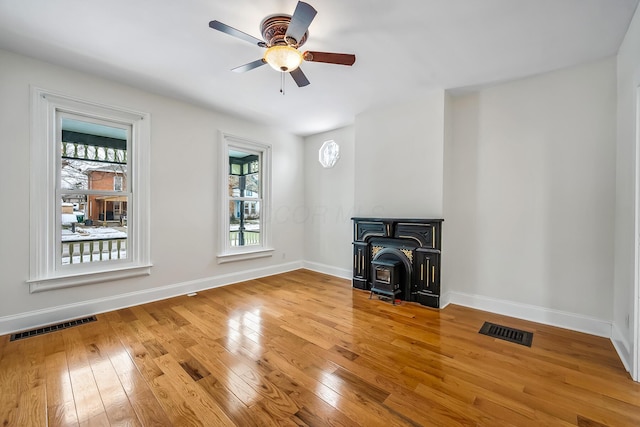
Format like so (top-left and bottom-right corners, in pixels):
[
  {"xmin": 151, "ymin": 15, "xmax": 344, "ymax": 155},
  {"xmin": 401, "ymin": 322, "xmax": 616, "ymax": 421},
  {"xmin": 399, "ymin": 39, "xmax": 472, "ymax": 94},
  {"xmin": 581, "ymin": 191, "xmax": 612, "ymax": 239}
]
[{"xmin": 280, "ymin": 71, "xmax": 285, "ymax": 95}]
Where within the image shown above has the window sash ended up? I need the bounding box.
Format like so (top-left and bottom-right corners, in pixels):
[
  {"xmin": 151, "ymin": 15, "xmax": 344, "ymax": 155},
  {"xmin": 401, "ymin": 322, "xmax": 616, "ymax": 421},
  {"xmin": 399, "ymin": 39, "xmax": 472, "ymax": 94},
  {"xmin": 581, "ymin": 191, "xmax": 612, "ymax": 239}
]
[
  {"xmin": 56, "ymin": 112, "xmax": 132, "ymax": 269},
  {"xmin": 227, "ymin": 151, "xmax": 263, "ymax": 248}
]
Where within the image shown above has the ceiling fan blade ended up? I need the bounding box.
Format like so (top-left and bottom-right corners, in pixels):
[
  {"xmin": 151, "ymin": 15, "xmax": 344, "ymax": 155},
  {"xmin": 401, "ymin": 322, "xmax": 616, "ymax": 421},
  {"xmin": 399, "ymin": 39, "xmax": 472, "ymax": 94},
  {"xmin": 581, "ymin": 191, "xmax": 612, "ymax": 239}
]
[
  {"xmin": 231, "ymin": 59, "xmax": 267, "ymax": 73},
  {"xmin": 303, "ymin": 51, "xmax": 356, "ymax": 66},
  {"xmin": 209, "ymin": 20, "xmax": 266, "ymax": 47},
  {"xmin": 285, "ymin": 2, "xmax": 317, "ymax": 44},
  {"xmin": 290, "ymin": 68, "xmax": 310, "ymax": 87}
]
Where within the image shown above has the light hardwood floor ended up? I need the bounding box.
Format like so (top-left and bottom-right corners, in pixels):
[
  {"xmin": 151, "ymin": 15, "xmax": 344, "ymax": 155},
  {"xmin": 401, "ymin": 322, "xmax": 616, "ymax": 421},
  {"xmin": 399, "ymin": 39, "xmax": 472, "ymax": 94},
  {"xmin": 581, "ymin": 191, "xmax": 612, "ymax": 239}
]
[{"xmin": 1, "ymin": 269, "xmax": 640, "ymax": 426}]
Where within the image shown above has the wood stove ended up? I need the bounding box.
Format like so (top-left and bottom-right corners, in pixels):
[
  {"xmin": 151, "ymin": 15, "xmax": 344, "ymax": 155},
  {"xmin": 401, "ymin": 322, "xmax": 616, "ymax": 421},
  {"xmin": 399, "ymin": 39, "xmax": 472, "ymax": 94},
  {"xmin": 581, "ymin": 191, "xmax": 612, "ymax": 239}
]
[
  {"xmin": 352, "ymin": 217, "xmax": 443, "ymax": 308},
  {"xmin": 370, "ymin": 258, "xmax": 402, "ymax": 303}
]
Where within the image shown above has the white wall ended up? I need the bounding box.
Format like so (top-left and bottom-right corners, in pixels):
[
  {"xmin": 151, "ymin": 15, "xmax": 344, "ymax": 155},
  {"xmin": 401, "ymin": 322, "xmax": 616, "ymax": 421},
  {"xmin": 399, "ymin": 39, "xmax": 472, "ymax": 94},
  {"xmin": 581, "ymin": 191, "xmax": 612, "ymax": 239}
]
[
  {"xmin": 353, "ymin": 91, "xmax": 446, "ymax": 218},
  {"xmin": 303, "ymin": 92, "xmax": 448, "ymax": 278},
  {"xmin": 614, "ymin": 4, "xmax": 640, "ymax": 377},
  {"xmin": 0, "ymin": 49, "xmax": 305, "ymax": 332},
  {"xmin": 303, "ymin": 126, "xmax": 355, "ymax": 277},
  {"xmin": 444, "ymin": 58, "xmax": 617, "ymax": 332}
]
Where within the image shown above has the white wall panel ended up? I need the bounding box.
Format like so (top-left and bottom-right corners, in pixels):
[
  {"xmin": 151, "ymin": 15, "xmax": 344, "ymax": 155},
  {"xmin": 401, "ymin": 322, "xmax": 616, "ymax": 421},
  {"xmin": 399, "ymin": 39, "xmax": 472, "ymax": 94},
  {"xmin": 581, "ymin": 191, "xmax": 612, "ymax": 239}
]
[{"xmin": 445, "ymin": 58, "xmax": 617, "ymax": 320}]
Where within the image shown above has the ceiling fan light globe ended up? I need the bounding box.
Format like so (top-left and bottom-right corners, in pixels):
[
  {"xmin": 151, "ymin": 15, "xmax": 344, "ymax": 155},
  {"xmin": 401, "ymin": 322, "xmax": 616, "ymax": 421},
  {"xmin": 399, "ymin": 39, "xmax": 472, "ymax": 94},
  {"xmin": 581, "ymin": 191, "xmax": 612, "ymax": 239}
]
[{"xmin": 264, "ymin": 46, "xmax": 303, "ymax": 72}]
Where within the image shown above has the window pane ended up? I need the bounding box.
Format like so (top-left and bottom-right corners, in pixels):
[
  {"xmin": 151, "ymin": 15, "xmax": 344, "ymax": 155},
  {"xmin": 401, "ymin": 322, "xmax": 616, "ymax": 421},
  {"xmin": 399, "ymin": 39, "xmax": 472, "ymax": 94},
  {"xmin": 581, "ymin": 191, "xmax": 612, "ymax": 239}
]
[
  {"xmin": 227, "ymin": 174, "xmax": 260, "ymax": 198},
  {"xmin": 228, "ymin": 150, "xmax": 260, "ymax": 198},
  {"xmin": 244, "ymin": 172, "xmax": 259, "ymax": 197},
  {"xmin": 228, "ymin": 200, "xmax": 261, "ymax": 247},
  {"xmin": 60, "ymin": 118, "xmax": 128, "ymax": 190},
  {"xmin": 61, "ymin": 193, "xmax": 128, "ymax": 265},
  {"xmin": 228, "ymin": 175, "xmax": 240, "ymax": 197},
  {"xmin": 61, "ymin": 159, "xmax": 127, "ymax": 191}
]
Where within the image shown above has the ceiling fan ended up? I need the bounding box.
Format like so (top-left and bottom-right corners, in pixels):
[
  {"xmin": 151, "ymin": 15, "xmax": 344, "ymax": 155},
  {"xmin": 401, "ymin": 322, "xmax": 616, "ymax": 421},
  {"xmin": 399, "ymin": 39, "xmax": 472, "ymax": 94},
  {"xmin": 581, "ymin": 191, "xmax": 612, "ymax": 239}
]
[{"xmin": 208, "ymin": 1, "xmax": 356, "ymax": 88}]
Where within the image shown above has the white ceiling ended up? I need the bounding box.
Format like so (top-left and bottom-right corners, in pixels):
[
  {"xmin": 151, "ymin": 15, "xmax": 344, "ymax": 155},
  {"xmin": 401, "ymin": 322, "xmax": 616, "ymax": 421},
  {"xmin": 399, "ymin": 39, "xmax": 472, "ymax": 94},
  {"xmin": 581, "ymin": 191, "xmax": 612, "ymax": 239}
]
[{"xmin": 0, "ymin": 0, "xmax": 637, "ymax": 136}]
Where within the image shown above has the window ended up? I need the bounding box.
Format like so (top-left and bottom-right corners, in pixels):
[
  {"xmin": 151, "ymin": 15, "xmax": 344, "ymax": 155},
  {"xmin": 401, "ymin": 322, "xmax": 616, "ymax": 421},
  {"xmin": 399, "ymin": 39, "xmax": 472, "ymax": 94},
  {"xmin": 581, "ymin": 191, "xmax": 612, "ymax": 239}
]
[
  {"xmin": 218, "ymin": 133, "xmax": 272, "ymax": 263},
  {"xmin": 114, "ymin": 175, "xmax": 123, "ymax": 191},
  {"xmin": 29, "ymin": 88, "xmax": 151, "ymax": 292},
  {"xmin": 319, "ymin": 140, "xmax": 340, "ymax": 168}
]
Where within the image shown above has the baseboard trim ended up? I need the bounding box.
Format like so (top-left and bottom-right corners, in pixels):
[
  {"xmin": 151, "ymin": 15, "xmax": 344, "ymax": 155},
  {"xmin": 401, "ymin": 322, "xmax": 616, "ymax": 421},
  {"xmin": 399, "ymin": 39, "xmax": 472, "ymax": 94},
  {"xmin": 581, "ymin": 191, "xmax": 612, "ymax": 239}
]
[
  {"xmin": 302, "ymin": 261, "xmax": 352, "ymax": 280},
  {"xmin": 0, "ymin": 261, "xmax": 303, "ymax": 336},
  {"xmin": 446, "ymin": 291, "xmax": 612, "ymax": 338},
  {"xmin": 611, "ymin": 322, "xmax": 633, "ymax": 373}
]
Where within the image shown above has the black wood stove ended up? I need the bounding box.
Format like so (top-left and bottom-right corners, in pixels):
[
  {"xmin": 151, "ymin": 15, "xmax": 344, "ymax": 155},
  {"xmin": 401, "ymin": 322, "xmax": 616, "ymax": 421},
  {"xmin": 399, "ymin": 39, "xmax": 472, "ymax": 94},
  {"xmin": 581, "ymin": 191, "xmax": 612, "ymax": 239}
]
[
  {"xmin": 351, "ymin": 217, "xmax": 443, "ymax": 308},
  {"xmin": 370, "ymin": 258, "xmax": 402, "ymax": 304}
]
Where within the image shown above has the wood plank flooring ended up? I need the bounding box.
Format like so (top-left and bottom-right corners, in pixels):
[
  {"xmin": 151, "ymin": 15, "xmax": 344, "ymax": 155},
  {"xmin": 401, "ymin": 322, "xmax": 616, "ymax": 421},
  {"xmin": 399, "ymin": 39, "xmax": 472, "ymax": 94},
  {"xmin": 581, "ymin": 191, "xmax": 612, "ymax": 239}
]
[{"xmin": 1, "ymin": 269, "xmax": 640, "ymax": 426}]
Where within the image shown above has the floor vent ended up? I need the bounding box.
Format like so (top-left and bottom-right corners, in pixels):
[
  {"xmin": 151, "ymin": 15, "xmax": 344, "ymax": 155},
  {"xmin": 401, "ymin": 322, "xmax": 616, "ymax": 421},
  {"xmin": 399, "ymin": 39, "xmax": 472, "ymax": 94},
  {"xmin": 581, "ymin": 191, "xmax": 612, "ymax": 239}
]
[
  {"xmin": 10, "ymin": 316, "xmax": 97, "ymax": 341},
  {"xmin": 479, "ymin": 321, "xmax": 533, "ymax": 347}
]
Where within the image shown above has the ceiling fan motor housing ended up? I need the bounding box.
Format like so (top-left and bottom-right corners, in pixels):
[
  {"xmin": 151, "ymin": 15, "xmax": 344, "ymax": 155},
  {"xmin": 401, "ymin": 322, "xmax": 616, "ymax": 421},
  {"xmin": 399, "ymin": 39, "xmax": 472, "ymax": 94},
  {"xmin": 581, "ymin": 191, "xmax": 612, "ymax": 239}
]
[{"xmin": 260, "ymin": 14, "xmax": 308, "ymax": 47}]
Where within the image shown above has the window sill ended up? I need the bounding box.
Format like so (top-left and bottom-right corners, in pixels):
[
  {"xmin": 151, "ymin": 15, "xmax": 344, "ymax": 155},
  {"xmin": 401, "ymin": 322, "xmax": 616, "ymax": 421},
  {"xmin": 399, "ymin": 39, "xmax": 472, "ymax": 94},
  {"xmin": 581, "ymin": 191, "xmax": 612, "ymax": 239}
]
[
  {"xmin": 217, "ymin": 248, "xmax": 274, "ymax": 264},
  {"xmin": 28, "ymin": 263, "xmax": 152, "ymax": 293}
]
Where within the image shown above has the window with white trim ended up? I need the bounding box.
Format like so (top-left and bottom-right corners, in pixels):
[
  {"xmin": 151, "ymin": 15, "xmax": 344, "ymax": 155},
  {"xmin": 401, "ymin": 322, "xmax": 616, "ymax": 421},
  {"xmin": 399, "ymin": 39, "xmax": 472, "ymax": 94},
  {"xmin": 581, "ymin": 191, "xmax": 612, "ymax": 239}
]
[
  {"xmin": 29, "ymin": 88, "xmax": 151, "ymax": 292},
  {"xmin": 218, "ymin": 133, "xmax": 272, "ymax": 263},
  {"xmin": 319, "ymin": 139, "xmax": 340, "ymax": 168},
  {"xmin": 114, "ymin": 175, "xmax": 123, "ymax": 191}
]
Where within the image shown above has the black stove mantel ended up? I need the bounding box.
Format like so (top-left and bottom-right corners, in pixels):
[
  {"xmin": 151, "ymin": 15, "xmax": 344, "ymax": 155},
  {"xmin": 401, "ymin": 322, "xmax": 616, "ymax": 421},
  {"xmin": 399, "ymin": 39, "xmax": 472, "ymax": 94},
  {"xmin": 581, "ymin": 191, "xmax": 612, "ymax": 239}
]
[{"xmin": 351, "ymin": 217, "xmax": 443, "ymax": 308}]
